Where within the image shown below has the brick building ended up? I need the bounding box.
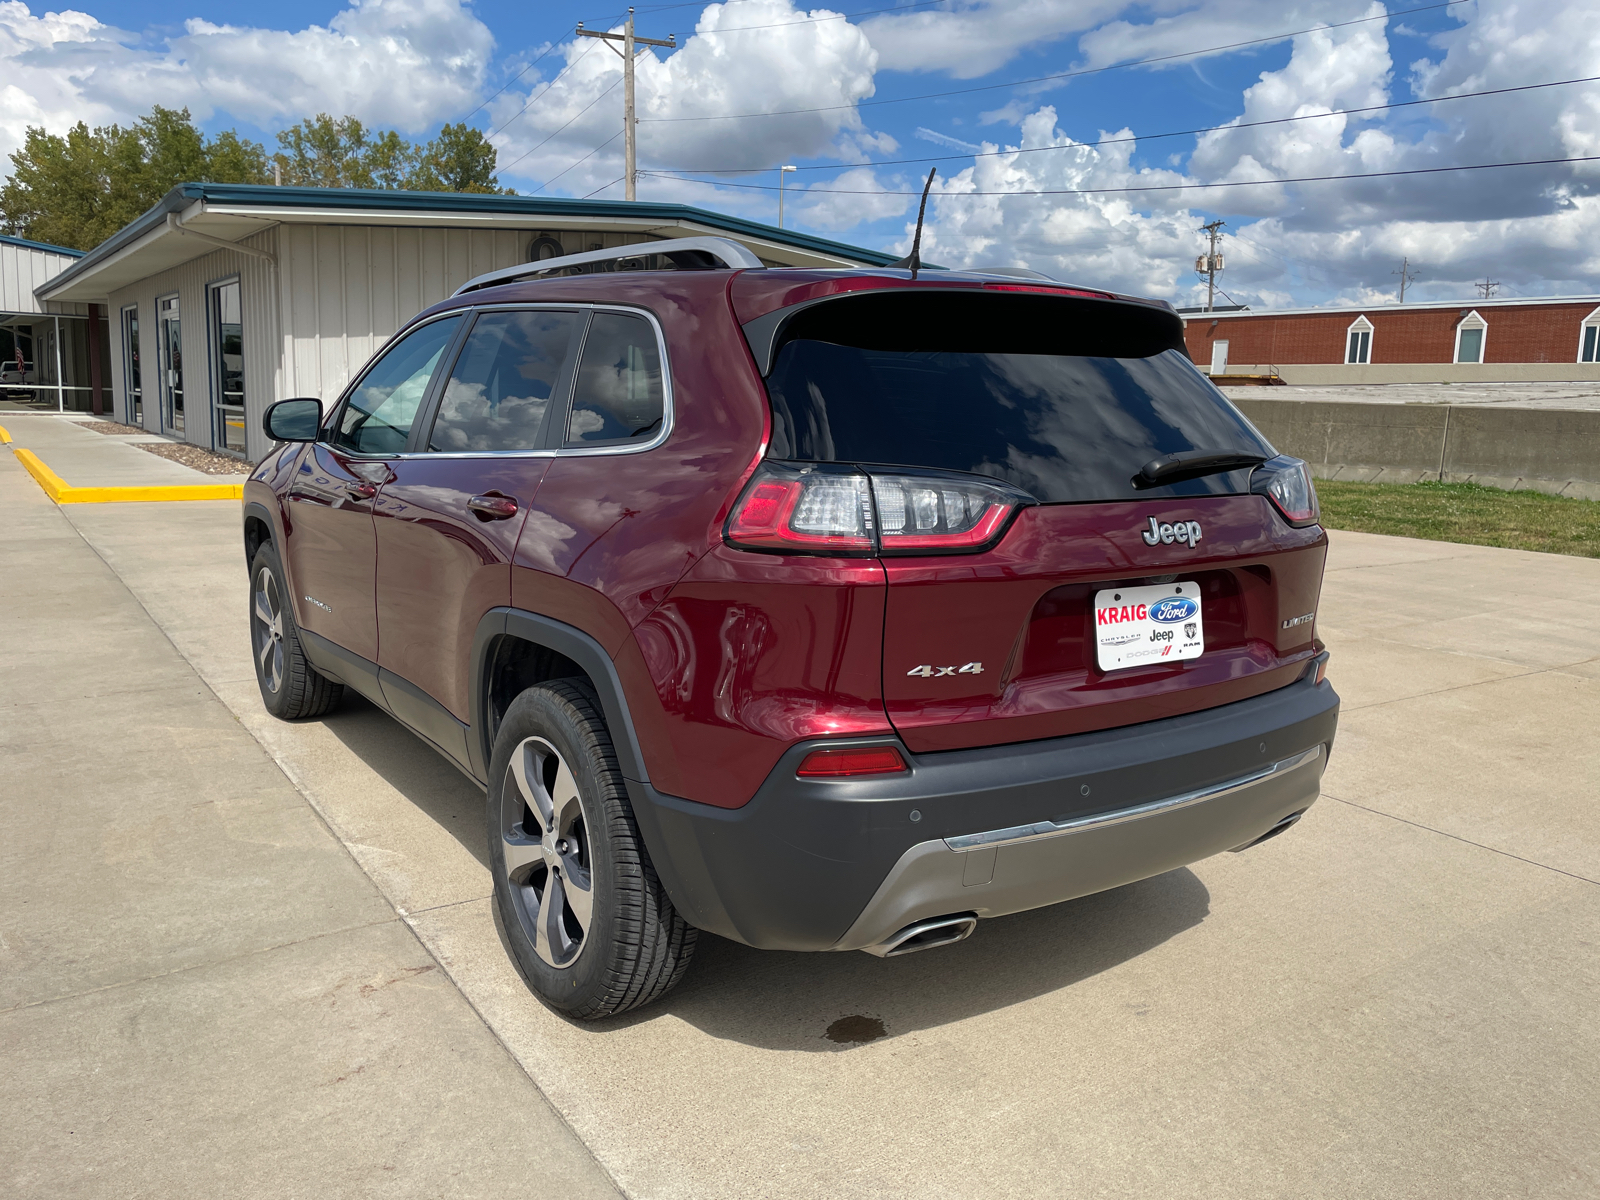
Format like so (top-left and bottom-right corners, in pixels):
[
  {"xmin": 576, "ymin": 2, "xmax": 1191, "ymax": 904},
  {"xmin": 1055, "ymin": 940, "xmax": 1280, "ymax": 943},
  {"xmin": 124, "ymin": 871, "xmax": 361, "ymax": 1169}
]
[{"xmin": 1182, "ymin": 296, "xmax": 1600, "ymax": 384}]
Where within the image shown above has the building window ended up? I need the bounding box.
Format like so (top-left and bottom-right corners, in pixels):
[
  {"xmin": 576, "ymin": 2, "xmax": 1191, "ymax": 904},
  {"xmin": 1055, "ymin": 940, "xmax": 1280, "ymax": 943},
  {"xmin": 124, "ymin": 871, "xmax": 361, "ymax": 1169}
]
[
  {"xmin": 1580, "ymin": 307, "xmax": 1600, "ymax": 363},
  {"xmin": 208, "ymin": 279, "xmax": 245, "ymax": 456},
  {"xmin": 1454, "ymin": 310, "xmax": 1487, "ymax": 364},
  {"xmin": 121, "ymin": 305, "xmax": 142, "ymax": 426},
  {"xmin": 1346, "ymin": 316, "xmax": 1373, "ymax": 364}
]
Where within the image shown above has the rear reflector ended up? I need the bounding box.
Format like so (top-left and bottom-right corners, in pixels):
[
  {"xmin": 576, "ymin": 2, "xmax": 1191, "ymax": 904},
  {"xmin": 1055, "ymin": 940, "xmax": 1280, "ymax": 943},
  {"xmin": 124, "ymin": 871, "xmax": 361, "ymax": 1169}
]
[
  {"xmin": 796, "ymin": 746, "xmax": 909, "ymax": 777},
  {"xmin": 1315, "ymin": 656, "xmax": 1329, "ymax": 685}
]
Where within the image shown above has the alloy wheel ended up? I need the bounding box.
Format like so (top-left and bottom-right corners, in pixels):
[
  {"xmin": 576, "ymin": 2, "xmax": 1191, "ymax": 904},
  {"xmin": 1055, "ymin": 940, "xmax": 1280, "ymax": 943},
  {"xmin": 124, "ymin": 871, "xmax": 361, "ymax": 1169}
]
[
  {"xmin": 501, "ymin": 737, "xmax": 594, "ymax": 968},
  {"xmin": 252, "ymin": 566, "xmax": 286, "ymax": 694}
]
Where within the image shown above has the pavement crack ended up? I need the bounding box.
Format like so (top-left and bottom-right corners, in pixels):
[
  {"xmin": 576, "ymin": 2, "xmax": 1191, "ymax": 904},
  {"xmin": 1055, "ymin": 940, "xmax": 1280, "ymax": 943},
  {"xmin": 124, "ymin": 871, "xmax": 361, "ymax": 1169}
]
[{"xmin": 1323, "ymin": 791, "xmax": 1600, "ymax": 888}]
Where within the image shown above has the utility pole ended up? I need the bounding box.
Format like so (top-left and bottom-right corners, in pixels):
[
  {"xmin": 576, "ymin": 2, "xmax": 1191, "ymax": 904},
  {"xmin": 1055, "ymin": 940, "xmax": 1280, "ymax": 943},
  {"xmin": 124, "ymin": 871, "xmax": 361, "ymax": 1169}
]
[
  {"xmin": 577, "ymin": 9, "xmax": 675, "ymax": 201},
  {"xmin": 1392, "ymin": 256, "xmax": 1417, "ymax": 303},
  {"xmin": 778, "ymin": 165, "xmax": 797, "ymax": 227},
  {"xmin": 1195, "ymin": 220, "xmax": 1226, "ymax": 312},
  {"xmin": 1476, "ymin": 277, "xmax": 1500, "ymax": 299}
]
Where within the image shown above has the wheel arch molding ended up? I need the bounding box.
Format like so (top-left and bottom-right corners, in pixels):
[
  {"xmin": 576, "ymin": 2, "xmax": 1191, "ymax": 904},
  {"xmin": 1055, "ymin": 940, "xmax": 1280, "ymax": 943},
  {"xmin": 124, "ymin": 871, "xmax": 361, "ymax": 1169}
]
[{"xmin": 470, "ymin": 607, "xmax": 652, "ymax": 787}]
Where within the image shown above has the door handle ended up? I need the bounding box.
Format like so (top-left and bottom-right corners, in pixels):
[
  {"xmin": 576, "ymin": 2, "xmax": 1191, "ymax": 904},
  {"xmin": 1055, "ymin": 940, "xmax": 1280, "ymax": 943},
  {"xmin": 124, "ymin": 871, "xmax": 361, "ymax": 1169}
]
[
  {"xmin": 344, "ymin": 481, "xmax": 377, "ymax": 500},
  {"xmin": 468, "ymin": 493, "xmax": 519, "ymax": 520}
]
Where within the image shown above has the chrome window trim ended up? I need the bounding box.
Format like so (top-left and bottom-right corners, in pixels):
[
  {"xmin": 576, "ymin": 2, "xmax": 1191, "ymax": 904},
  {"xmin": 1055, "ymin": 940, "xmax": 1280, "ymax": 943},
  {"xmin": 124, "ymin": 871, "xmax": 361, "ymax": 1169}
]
[
  {"xmin": 326, "ymin": 302, "xmax": 675, "ymax": 461},
  {"xmin": 324, "ymin": 308, "xmax": 470, "ymax": 445},
  {"xmin": 943, "ymin": 744, "xmax": 1324, "ymax": 853}
]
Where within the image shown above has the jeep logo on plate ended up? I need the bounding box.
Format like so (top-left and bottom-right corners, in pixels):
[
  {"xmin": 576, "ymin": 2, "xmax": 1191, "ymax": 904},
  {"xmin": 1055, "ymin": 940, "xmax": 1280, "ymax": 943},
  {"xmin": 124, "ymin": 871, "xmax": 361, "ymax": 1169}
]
[
  {"xmin": 1150, "ymin": 596, "xmax": 1199, "ymax": 623},
  {"xmin": 1141, "ymin": 517, "xmax": 1202, "ymax": 547}
]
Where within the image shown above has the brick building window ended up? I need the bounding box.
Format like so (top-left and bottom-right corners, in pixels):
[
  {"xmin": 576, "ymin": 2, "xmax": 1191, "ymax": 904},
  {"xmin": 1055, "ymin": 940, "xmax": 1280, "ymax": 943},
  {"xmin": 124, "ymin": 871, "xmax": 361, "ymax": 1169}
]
[
  {"xmin": 1580, "ymin": 307, "xmax": 1600, "ymax": 363},
  {"xmin": 1454, "ymin": 310, "xmax": 1487, "ymax": 364},
  {"xmin": 1346, "ymin": 315, "xmax": 1373, "ymax": 364}
]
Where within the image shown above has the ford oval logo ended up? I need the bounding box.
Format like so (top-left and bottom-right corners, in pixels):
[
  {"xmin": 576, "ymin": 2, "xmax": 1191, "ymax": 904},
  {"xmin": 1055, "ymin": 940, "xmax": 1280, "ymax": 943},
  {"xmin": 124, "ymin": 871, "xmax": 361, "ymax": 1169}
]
[{"xmin": 1151, "ymin": 596, "xmax": 1198, "ymax": 623}]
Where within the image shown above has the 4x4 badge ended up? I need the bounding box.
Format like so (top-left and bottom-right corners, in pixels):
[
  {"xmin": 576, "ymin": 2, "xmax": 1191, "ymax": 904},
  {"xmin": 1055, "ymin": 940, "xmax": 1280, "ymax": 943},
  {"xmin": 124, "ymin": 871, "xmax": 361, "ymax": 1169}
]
[
  {"xmin": 907, "ymin": 663, "xmax": 984, "ymax": 677},
  {"xmin": 1141, "ymin": 516, "xmax": 1203, "ymax": 547}
]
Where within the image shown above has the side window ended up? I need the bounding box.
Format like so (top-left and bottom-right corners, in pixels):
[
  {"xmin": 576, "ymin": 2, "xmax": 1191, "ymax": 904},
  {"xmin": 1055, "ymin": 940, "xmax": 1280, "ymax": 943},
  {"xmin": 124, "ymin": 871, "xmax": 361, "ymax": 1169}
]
[
  {"xmin": 428, "ymin": 309, "xmax": 579, "ymax": 452},
  {"xmin": 565, "ymin": 312, "xmax": 665, "ymax": 446},
  {"xmin": 332, "ymin": 316, "xmax": 463, "ymax": 454}
]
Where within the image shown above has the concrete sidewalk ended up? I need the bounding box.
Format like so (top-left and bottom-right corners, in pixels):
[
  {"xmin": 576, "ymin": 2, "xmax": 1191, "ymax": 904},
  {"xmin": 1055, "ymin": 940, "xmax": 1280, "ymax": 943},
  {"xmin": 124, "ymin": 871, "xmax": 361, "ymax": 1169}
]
[
  {"xmin": 4, "ymin": 439, "xmax": 1598, "ymax": 1198},
  {"xmin": 0, "ymin": 448, "xmax": 620, "ymax": 1196},
  {"xmin": 1, "ymin": 413, "xmax": 219, "ymax": 487}
]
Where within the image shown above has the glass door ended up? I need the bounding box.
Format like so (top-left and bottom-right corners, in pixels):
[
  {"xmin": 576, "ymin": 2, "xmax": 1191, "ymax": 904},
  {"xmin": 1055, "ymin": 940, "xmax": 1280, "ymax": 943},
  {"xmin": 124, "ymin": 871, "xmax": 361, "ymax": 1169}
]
[
  {"xmin": 122, "ymin": 306, "xmax": 142, "ymax": 425},
  {"xmin": 159, "ymin": 295, "xmax": 183, "ymax": 435},
  {"xmin": 209, "ymin": 281, "xmax": 246, "ymax": 455}
]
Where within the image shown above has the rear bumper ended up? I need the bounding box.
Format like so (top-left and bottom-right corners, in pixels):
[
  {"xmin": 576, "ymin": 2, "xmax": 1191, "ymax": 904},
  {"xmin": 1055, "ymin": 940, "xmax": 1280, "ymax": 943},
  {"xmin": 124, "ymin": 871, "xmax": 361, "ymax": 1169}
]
[{"xmin": 628, "ymin": 661, "xmax": 1338, "ymax": 952}]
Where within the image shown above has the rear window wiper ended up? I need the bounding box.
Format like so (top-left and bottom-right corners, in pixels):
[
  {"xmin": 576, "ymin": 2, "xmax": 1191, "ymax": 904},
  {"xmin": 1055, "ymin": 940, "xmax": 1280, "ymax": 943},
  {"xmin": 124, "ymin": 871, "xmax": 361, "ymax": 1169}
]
[{"xmin": 1134, "ymin": 449, "xmax": 1268, "ymax": 488}]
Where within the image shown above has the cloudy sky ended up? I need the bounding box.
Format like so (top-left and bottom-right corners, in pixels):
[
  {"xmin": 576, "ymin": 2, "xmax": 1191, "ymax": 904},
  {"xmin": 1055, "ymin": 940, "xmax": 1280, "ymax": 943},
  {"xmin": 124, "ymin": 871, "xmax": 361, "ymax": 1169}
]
[{"xmin": 3, "ymin": 0, "xmax": 1598, "ymax": 307}]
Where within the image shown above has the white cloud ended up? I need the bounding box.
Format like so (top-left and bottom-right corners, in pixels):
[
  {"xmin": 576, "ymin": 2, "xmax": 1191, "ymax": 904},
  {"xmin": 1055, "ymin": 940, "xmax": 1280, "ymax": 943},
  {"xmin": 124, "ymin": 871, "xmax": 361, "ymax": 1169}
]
[
  {"xmin": 489, "ymin": 0, "xmax": 890, "ymax": 200},
  {"xmin": 0, "ymin": 0, "xmax": 492, "ymax": 164}
]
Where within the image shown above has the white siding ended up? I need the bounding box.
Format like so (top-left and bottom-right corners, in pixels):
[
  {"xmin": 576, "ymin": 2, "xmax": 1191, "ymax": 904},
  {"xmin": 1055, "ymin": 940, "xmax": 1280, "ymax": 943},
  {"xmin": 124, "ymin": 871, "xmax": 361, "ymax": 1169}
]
[
  {"xmin": 105, "ymin": 226, "xmax": 279, "ymax": 460},
  {"xmin": 275, "ymin": 224, "xmax": 652, "ymax": 404},
  {"xmin": 1, "ymin": 239, "xmax": 79, "ymax": 313}
]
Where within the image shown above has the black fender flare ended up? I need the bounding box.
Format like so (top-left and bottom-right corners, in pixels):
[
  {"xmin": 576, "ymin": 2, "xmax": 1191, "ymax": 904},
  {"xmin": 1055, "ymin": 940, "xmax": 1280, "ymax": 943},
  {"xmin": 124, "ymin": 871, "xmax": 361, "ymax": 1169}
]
[{"xmin": 469, "ymin": 607, "xmax": 652, "ymax": 787}]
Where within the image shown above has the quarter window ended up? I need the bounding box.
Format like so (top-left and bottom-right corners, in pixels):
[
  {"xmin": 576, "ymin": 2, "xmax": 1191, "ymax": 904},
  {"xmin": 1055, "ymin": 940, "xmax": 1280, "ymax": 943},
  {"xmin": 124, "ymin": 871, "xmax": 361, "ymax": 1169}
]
[
  {"xmin": 566, "ymin": 312, "xmax": 665, "ymax": 446},
  {"xmin": 429, "ymin": 310, "xmax": 579, "ymax": 452},
  {"xmin": 332, "ymin": 316, "xmax": 463, "ymax": 454}
]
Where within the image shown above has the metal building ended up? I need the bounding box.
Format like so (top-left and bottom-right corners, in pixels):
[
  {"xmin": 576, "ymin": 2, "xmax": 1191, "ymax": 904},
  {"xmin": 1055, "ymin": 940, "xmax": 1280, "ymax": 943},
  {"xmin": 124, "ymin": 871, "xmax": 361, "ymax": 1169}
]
[
  {"xmin": 33, "ymin": 184, "xmax": 895, "ymax": 461},
  {"xmin": 2, "ymin": 233, "xmax": 115, "ymax": 415}
]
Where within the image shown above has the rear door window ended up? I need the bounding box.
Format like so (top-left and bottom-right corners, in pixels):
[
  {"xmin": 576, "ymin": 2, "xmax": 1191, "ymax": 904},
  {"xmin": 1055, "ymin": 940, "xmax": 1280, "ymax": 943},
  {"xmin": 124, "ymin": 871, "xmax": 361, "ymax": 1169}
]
[
  {"xmin": 564, "ymin": 312, "xmax": 665, "ymax": 447},
  {"xmin": 428, "ymin": 309, "xmax": 579, "ymax": 452},
  {"xmin": 333, "ymin": 316, "xmax": 462, "ymax": 455}
]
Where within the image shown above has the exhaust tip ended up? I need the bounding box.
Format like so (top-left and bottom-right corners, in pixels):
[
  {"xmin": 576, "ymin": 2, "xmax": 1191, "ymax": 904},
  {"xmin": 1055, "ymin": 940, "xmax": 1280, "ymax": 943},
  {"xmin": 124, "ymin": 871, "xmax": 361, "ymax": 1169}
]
[
  {"xmin": 860, "ymin": 913, "xmax": 978, "ymax": 958},
  {"xmin": 1229, "ymin": 808, "xmax": 1307, "ymax": 853}
]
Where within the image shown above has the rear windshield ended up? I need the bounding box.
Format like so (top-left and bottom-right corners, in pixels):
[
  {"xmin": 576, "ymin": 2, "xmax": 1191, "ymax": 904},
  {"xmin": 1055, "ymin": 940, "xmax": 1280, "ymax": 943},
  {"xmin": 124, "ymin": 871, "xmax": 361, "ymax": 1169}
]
[{"xmin": 761, "ymin": 295, "xmax": 1274, "ymax": 504}]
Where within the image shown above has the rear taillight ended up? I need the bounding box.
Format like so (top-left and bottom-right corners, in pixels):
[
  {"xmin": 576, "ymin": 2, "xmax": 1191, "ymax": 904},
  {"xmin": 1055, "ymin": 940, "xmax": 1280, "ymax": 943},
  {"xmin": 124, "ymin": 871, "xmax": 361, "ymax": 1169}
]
[
  {"xmin": 796, "ymin": 745, "xmax": 908, "ymax": 777},
  {"xmin": 725, "ymin": 463, "xmax": 1032, "ymax": 556},
  {"xmin": 1251, "ymin": 456, "xmax": 1320, "ymax": 527}
]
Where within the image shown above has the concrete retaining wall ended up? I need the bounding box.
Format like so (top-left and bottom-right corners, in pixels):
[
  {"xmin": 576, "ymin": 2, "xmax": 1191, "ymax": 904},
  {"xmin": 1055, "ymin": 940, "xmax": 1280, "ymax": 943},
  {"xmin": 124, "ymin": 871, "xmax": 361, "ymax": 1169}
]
[
  {"xmin": 1232, "ymin": 397, "xmax": 1600, "ymax": 501},
  {"xmin": 1221, "ymin": 362, "xmax": 1600, "ymax": 385}
]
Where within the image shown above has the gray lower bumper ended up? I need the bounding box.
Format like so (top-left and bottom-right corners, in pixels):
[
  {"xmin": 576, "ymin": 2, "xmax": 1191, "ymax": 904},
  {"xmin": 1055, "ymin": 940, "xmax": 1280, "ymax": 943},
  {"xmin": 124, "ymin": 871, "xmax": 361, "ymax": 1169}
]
[{"xmin": 834, "ymin": 744, "xmax": 1325, "ymax": 952}]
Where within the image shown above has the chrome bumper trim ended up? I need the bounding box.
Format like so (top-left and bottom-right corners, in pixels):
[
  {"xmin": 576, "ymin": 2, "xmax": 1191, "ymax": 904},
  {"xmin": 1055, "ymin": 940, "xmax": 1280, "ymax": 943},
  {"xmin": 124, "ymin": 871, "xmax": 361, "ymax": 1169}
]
[{"xmin": 943, "ymin": 744, "xmax": 1324, "ymax": 853}]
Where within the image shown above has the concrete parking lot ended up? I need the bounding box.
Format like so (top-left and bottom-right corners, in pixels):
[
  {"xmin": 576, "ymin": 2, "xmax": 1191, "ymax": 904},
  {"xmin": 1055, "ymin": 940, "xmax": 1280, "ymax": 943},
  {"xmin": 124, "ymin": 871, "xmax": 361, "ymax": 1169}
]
[{"xmin": 3, "ymin": 417, "xmax": 1597, "ymax": 1199}]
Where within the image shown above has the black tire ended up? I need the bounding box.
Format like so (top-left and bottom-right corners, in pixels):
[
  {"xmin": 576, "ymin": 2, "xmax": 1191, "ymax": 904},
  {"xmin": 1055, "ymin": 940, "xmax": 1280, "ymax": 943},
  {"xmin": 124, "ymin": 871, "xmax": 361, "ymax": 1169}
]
[
  {"xmin": 488, "ymin": 680, "xmax": 696, "ymax": 1020},
  {"xmin": 248, "ymin": 541, "xmax": 344, "ymax": 720}
]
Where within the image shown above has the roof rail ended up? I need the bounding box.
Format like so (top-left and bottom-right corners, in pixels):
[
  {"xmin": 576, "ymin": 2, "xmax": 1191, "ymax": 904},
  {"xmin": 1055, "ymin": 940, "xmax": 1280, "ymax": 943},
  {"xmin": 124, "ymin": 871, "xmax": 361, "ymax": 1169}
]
[{"xmin": 453, "ymin": 235, "xmax": 765, "ymax": 296}]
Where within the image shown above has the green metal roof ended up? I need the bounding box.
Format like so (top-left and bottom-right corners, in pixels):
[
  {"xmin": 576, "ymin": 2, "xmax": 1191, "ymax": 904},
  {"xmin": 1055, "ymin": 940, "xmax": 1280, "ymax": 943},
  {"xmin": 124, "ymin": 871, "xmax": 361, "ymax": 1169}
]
[
  {"xmin": 1, "ymin": 232, "xmax": 84, "ymax": 257},
  {"xmin": 40, "ymin": 182, "xmax": 897, "ymax": 298}
]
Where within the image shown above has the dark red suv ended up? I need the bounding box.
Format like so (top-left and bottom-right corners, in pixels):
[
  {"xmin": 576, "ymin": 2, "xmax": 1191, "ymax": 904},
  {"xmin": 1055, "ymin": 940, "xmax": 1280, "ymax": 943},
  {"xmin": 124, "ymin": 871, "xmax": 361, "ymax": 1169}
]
[{"xmin": 244, "ymin": 236, "xmax": 1338, "ymax": 1019}]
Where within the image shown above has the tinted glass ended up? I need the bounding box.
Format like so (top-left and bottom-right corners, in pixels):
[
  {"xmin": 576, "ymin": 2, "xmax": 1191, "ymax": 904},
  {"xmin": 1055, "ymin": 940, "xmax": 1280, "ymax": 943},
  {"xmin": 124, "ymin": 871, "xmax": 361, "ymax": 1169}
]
[
  {"xmin": 566, "ymin": 312, "xmax": 664, "ymax": 445},
  {"xmin": 334, "ymin": 316, "xmax": 462, "ymax": 454},
  {"xmin": 429, "ymin": 310, "xmax": 577, "ymax": 452},
  {"xmin": 765, "ymin": 344, "xmax": 1274, "ymax": 504}
]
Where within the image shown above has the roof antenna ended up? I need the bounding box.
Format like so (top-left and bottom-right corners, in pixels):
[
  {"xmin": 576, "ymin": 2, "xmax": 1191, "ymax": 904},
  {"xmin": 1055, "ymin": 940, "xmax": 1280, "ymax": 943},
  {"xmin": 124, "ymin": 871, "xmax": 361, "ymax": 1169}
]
[{"xmin": 890, "ymin": 167, "xmax": 937, "ymax": 279}]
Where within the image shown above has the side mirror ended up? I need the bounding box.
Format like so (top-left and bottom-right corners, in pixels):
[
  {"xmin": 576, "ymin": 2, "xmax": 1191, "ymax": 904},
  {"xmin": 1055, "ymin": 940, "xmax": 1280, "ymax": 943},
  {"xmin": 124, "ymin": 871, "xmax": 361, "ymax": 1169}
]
[{"xmin": 264, "ymin": 398, "xmax": 323, "ymax": 442}]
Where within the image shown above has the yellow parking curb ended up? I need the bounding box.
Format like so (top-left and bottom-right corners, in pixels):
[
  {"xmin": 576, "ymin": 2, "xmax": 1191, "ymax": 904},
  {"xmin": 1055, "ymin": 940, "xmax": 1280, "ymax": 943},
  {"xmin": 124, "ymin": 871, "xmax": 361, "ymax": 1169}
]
[
  {"xmin": 11, "ymin": 445, "xmax": 244, "ymax": 504},
  {"xmin": 0, "ymin": 425, "xmax": 12, "ymax": 444}
]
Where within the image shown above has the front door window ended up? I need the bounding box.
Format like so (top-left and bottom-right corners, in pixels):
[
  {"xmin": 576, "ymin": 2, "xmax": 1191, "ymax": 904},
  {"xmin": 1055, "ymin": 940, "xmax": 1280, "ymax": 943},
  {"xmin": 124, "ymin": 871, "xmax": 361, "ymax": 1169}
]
[
  {"xmin": 210, "ymin": 281, "xmax": 245, "ymax": 456},
  {"xmin": 159, "ymin": 295, "xmax": 183, "ymax": 434}
]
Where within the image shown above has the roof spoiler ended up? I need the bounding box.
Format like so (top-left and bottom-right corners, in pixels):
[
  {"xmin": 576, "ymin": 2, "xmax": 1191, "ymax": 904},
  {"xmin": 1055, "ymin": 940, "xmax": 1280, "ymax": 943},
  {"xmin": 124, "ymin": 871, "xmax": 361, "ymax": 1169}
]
[{"xmin": 452, "ymin": 235, "xmax": 766, "ymax": 296}]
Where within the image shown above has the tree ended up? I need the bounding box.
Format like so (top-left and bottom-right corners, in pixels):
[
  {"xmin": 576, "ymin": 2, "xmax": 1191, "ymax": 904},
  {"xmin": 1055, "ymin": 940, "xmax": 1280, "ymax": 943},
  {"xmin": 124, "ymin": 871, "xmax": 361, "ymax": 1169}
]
[
  {"xmin": 1, "ymin": 106, "xmax": 269, "ymax": 250},
  {"xmin": 415, "ymin": 124, "xmax": 509, "ymax": 194}
]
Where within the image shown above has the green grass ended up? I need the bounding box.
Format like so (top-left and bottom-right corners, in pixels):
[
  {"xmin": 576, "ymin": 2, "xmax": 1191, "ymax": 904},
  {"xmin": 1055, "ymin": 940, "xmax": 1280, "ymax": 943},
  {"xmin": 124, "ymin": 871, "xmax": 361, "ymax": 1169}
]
[{"xmin": 1315, "ymin": 479, "xmax": 1600, "ymax": 558}]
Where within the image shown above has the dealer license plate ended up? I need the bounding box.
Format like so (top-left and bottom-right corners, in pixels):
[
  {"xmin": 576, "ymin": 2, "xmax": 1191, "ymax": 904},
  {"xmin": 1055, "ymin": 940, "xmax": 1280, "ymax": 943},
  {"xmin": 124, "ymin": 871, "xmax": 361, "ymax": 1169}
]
[{"xmin": 1093, "ymin": 582, "xmax": 1205, "ymax": 671}]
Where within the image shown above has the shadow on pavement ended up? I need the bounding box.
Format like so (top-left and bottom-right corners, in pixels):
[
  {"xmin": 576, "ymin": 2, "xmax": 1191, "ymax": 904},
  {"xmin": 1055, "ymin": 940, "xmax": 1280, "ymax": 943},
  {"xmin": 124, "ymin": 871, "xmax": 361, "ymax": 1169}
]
[
  {"xmin": 319, "ymin": 692, "xmax": 492, "ymax": 869},
  {"xmin": 628, "ymin": 867, "xmax": 1210, "ymax": 1049}
]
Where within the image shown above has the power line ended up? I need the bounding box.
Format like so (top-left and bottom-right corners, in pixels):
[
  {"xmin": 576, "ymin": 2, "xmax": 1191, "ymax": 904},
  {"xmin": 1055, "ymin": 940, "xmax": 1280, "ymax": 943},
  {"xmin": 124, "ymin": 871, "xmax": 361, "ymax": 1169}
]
[
  {"xmin": 531, "ymin": 128, "xmax": 626, "ymax": 195},
  {"xmin": 500, "ymin": 78, "xmax": 622, "ymax": 173},
  {"xmin": 638, "ymin": 0, "xmax": 1473, "ymax": 123},
  {"xmin": 461, "ymin": 38, "xmax": 566, "ymax": 124},
  {"xmin": 489, "ymin": 34, "xmax": 614, "ymax": 140},
  {"xmin": 642, "ymin": 152, "xmax": 1600, "ymax": 196},
  {"xmin": 651, "ymin": 74, "xmax": 1600, "ymax": 175}
]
